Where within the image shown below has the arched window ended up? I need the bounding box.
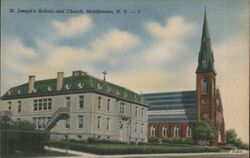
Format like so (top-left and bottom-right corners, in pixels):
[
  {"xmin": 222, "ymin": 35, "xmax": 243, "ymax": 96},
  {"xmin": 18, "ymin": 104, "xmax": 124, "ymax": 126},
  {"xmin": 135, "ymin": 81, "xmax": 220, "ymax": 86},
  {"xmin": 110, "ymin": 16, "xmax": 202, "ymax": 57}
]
[
  {"xmin": 162, "ymin": 127, "xmax": 169, "ymax": 137},
  {"xmin": 175, "ymin": 126, "xmax": 180, "ymax": 137},
  {"xmin": 186, "ymin": 126, "xmax": 192, "ymax": 137},
  {"xmin": 201, "ymin": 80, "xmax": 208, "ymax": 95},
  {"xmin": 151, "ymin": 126, "xmax": 156, "ymax": 137}
]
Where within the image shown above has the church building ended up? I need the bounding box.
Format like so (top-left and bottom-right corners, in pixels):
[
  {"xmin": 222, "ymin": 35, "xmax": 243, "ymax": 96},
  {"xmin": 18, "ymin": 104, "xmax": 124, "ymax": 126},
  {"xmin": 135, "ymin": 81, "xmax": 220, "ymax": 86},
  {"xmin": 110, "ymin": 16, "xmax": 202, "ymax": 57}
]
[{"xmin": 142, "ymin": 10, "xmax": 225, "ymax": 144}]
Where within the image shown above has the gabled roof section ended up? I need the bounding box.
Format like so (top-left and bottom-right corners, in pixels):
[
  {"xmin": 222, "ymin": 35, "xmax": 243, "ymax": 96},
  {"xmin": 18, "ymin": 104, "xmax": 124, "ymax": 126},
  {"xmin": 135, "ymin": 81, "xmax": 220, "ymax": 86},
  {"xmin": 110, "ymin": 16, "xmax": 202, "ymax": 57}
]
[
  {"xmin": 1, "ymin": 73, "xmax": 144, "ymax": 104},
  {"xmin": 196, "ymin": 9, "xmax": 216, "ymax": 74}
]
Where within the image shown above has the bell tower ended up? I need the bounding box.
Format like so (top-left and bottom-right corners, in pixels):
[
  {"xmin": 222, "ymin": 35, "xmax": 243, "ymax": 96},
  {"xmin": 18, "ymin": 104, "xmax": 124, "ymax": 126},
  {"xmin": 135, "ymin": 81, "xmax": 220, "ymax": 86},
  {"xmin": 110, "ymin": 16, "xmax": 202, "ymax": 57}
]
[{"xmin": 196, "ymin": 9, "xmax": 217, "ymax": 125}]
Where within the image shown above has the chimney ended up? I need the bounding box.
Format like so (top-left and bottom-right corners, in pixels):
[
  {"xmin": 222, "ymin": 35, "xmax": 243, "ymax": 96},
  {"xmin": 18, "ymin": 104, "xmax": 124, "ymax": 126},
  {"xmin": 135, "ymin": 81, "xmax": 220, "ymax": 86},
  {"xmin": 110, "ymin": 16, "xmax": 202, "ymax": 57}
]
[
  {"xmin": 28, "ymin": 75, "xmax": 35, "ymax": 94},
  {"xmin": 56, "ymin": 72, "xmax": 64, "ymax": 91}
]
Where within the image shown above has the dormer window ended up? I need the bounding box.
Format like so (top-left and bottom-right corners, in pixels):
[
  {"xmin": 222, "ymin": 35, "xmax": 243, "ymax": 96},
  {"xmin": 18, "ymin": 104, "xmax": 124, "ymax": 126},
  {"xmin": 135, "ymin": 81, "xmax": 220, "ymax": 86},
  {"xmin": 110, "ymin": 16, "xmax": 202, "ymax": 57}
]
[
  {"xmin": 134, "ymin": 95, "xmax": 138, "ymax": 100},
  {"xmin": 48, "ymin": 86, "xmax": 52, "ymax": 92},
  {"xmin": 97, "ymin": 83, "xmax": 102, "ymax": 90},
  {"xmin": 17, "ymin": 90, "xmax": 21, "ymax": 94},
  {"xmin": 124, "ymin": 92, "xmax": 128, "ymax": 98},
  {"xmin": 78, "ymin": 83, "xmax": 84, "ymax": 89},
  {"xmin": 7, "ymin": 91, "xmax": 11, "ymax": 95},
  {"xmin": 202, "ymin": 79, "xmax": 208, "ymax": 95},
  {"xmin": 107, "ymin": 87, "xmax": 111, "ymax": 92},
  {"xmin": 116, "ymin": 90, "xmax": 120, "ymax": 95},
  {"xmin": 32, "ymin": 88, "xmax": 37, "ymax": 93},
  {"xmin": 65, "ymin": 84, "xmax": 71, "ymax": 90}
]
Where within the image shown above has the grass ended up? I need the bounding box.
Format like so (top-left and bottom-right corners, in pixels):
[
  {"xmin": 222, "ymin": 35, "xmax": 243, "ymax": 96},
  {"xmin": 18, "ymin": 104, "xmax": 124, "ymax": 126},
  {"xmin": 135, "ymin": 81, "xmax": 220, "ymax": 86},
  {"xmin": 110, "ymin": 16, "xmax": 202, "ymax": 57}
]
[
  {"xmin": 46, "ymin": 141, "xmax": 221, "ymax": 155},
  {"xmin": 1, "ymin": 150, "xmax": 76, "ymax": 158}
]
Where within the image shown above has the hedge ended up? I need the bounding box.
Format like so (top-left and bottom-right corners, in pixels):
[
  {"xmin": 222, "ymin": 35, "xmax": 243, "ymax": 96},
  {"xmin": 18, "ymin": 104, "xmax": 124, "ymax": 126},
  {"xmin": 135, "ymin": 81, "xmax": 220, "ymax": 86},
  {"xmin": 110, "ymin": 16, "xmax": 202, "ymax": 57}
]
[{"xmin": 46, "ymin": 141, "xmax": 220, "ymax": 155}]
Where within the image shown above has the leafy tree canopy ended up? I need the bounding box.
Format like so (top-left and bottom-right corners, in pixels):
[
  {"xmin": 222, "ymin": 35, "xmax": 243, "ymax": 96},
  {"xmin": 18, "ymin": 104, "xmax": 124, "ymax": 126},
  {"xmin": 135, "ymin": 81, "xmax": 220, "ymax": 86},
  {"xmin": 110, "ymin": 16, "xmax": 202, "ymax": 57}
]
[
  {"xmin": 226, "ymin": 129, "xmax": 249, "ymax": 149},
  {"xmin": 225, "ymin": 129, "xmax": 237, "ymax": 144},
  {"xmin": 193, "ymin": 115, "xmax": 217, "ymax": 145}
]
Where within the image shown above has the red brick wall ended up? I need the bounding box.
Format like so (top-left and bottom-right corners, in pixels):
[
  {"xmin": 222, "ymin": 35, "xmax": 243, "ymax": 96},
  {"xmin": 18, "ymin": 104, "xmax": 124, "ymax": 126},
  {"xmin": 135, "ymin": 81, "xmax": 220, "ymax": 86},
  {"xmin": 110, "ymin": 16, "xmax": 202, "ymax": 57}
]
[
  {"xmin": 148, "ymin": 122, "xmax": 195, "ymax": 139},
  {"xmin": 196, "ymin": 72, "xmax": 216, "ymax": 125}
]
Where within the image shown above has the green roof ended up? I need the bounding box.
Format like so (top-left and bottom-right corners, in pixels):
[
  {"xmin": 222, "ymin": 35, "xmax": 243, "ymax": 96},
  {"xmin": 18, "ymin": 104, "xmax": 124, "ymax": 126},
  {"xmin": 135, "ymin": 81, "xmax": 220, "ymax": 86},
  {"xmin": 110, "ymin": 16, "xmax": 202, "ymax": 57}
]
[
  {"xmin": 196, "ymin": 9, "xmax": 216, "ymax": 74},
  {"xmin": 1, "ymin": 73, "xmax": 145, "ymax": 105}
]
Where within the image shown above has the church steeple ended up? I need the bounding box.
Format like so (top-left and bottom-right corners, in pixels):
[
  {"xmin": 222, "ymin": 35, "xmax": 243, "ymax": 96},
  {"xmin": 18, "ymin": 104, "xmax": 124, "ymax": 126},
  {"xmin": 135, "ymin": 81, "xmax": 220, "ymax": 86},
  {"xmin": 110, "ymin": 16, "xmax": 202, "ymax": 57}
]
[{"xmin": 196, "ymin": 9, "xmax": 216, "ymax": 74}]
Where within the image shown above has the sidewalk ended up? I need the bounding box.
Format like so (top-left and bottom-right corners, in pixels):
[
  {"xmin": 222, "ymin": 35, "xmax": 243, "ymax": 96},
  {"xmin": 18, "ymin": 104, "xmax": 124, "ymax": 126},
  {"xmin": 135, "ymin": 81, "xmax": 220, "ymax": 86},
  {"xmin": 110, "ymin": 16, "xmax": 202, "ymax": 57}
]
[
  {"xmin": 44, "ymin": 146, "xmax": 249, "ymax": 158},
  {"xmin": 44, "ymin": 146, "xmax": 96, "ymax": 157}
]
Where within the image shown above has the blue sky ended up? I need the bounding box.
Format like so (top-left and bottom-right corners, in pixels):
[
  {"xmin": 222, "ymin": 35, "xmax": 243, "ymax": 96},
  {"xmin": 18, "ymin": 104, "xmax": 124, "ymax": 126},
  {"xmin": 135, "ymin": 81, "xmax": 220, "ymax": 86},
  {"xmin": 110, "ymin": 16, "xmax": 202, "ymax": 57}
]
[{"xmin": 1, "ymin": 0, "xmax": 249, "ymax": 142}]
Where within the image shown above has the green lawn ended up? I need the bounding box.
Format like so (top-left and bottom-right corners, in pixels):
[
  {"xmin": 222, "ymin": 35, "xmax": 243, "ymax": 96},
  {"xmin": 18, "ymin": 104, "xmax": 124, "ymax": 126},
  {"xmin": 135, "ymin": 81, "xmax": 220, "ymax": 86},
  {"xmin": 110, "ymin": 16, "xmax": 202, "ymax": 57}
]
[{"xmin": 46, "ymin": 141, "xmax": 221, "ymax": 155}]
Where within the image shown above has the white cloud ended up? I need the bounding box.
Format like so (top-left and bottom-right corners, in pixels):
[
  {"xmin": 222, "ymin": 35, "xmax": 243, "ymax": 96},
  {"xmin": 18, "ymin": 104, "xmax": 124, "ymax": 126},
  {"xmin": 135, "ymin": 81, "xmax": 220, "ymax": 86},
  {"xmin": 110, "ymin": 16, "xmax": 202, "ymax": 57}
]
[
  {"xmin": 146, "ymin": 16, "xmax": 197, "ymax": 40},
  {"xmin": 90, "ymin": 28, "xmax": 140, "ymax": 59},
  {"xmin": 51, "ymin": 15, "xmax": 92, "ymax": 37},
  {"xmin": 1, "ymin": 27, "xmax": 140, "ymax": 94},
  {"xmin": 143, "ymin": 16, "xmax": 197, "ymax": 64},
  {"xmin": 2, "ymin": 38, "xmax": 38, "ymax": 74}
]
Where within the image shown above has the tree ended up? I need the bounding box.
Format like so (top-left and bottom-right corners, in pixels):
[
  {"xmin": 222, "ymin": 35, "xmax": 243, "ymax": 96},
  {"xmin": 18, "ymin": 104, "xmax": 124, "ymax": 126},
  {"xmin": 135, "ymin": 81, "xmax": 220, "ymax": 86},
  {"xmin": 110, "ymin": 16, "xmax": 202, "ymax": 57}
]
[
  {"xmin": 225, "ymin": 129, "xmax": 237, "ymax": 144},
  {"xmin": 193, "ymin": 115, "xmax": 217, "ymax": 145},
  {"xmin": 226, "ymin": 129, "xmax": 249, "ymax": 149}
]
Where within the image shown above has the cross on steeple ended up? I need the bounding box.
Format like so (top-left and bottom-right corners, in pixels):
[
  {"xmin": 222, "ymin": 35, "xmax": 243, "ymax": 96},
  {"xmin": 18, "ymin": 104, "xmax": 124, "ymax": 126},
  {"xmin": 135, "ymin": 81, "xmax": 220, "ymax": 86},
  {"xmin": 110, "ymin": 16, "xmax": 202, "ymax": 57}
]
[{"xmin": 103, "ymin": 71, "xmax": 107, "ymax": 81}]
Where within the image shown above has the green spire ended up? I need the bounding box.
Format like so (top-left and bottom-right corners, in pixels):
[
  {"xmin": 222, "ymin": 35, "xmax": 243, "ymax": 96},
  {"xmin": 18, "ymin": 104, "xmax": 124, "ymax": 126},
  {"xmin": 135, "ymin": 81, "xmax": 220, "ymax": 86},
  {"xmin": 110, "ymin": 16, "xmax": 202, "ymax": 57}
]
[{"xmin": 196, "ymin": 8, "xmax": 216, "ymax": 74}]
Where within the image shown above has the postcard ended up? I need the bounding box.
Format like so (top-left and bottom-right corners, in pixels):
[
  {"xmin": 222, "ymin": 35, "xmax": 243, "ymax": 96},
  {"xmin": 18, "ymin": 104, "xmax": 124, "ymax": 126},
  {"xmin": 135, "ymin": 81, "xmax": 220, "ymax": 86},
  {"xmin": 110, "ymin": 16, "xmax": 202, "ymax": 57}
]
[{"xmin": 0, "ymin": 0, "xmax": 249, "ymax": 157}]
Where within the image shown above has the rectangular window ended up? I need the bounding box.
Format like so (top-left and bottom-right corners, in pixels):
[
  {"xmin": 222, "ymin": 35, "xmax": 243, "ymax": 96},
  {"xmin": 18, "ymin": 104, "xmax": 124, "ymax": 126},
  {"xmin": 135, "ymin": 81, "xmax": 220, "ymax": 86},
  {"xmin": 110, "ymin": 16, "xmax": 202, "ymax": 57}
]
[
  {"xmin": 107, "ymin": 118, "xmax": 110, "ymax": 130},
  {"xmin": 38, "ymin": 99, "xmax": 42, "ymax": 110},
  {"xmin": 98, "ymin": 96, "xmax": 101, "ymax": 110},
  {"xmin": 38, "ymin": 118, "xmax": 42, "ymax": 129},
  {"xmin": 120, "ymin": 102, "xmax": 125, "ymax": 114},
  {"xmin": 48, "ymin": 117, "xmax": 51, "ymax": 122},
  {"xmin": 33, "ymin": 100, "xmax": 37, "ymax": 111},
  {"xmin": 17, "ymin": 101, "xmax": 22, "ymax": 113},
  {"xmin": 32, "ymin": 117, "xmax": 37, "ymax": 129},
  {"xmin": 135, "ymin": 106, "xmax": 138, "ymax": 116},
  {"xmin": 78, "ymin": 115, "xmax": 83, "ymax": 128},
  {"xmin": 66, "ymin": 97, "xmax": 71, "ymax": 108},
  {"xmin": 43, "ymin": 99, "xmax": 47, "ymax": 110},
  {"xmin": 107, "ymin": 99, "xmax": 110, "ymax": 112},
  {"xmin": 142, "ymin": 108, "xmax": 144, "ymax": 117},
  {"xmin": 42, "ymin": 117, "xmax": 47, "ymax": 128},
  {"xmin": 119, "ymin": 121, "xmax": 123, "ymax": 129},
  {"xmin": 79, "ymin": 96, "xmax": 84, "ymax": 109},
  {"xmin": 135, "ymin": 122, "xmax": 138, "ymax": 133},
  {"xmin": 48, "ymin": 98, "xmax": 52, "ymax": 110},
  {"xmin": 65, "ymin": 118, "xmax": 70, "ymax": 129},
  {"xmin": 97, "ymin": 116, "xmax": 101, "ymax": 129},
  {"xmin": 141, "ymin": 123, "xmax": 144, "ymax": 133},
  {"xmin": 8, "ymin": 102, "xmax": 12, "ymax": 110}
]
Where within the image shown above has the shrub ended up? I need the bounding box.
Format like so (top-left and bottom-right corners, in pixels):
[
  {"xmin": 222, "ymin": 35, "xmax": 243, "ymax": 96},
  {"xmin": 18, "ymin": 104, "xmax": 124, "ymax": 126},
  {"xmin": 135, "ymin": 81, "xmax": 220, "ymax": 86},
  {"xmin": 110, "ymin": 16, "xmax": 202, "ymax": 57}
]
[
  {"xmin": 182, "ymin": 138, "xmax": 195, "ymax": 145},
  {"xmin": 162, "ymin": 137, "xmax": 172, "ymax": 143},
  {"xmin": 87, "ymin": 137, "xmax": 124, "ymax": 144},
  {"xmin": 220, "ymin": 144, "xmax": 237, "ymax": 150},
  {"xmin": 148, "ymin": 136, "xmax": 161, "ymax": 144},
  {"xmin": 172, "ymin": 137, "xmax": 183, "ymax": 144}
]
